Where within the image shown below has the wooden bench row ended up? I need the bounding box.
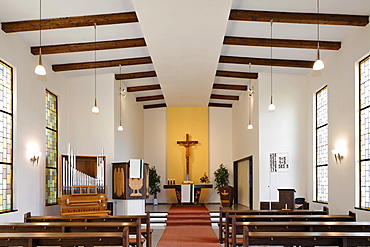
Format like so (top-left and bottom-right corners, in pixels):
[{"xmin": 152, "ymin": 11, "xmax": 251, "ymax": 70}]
[
  {"xmin": 23, "ymin": 211, "xmax": 152, "ymax": 247},
  {"xmin": 218, "ymin": 206, "xmax": 329, "ymax": 243},
  {"xmin": 243, "ymin": 227, "xmax": 370, "ymax": 247},
  {"xmin": 223, "ymin": 211, "xmax": 356, "ymax": 247}
]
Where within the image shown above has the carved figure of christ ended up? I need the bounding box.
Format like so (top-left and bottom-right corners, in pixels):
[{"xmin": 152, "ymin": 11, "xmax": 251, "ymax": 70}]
[{"xmin": 177, "ymin": 134, "xmax": 199, "ymax": 181}]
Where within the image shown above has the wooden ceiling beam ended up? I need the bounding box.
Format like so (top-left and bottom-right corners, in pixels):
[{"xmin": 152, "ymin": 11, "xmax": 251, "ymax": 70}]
[
  {"xmin": 115, "ymin": 71, "xmax": 156, "ymax": 80},
  {"xmin": 2, "ymin": 12, "xmax": 138, "ymax": 33},
  {"xmin": 136, "ymin": 95, "xmax": 164, "ymax": 102},
  {"xmin": 229, "ymin": 9, "xmax": 369, "ymax": 26},
  {"xmin": 143, "ymin": 103, "xmax": 167, "ymax": 109},
  {"xmin": 208, "ymin": 102, "xmax": 233, "ymax": 108},
  {"xmin": 224, "ymin": 36, "xmax": 341, "ymax": 50},
  {"xmin": 220, "ymin": 55, "xmax": 314, "ymax": 68},
  {"xmin": 216, "ymin": 70, "xmax": 258, "ymax": 79},
  {"xmin": 127, "ymin": 84, "xmax": 161, "ymax": 92},
  {"xmin": 210, "ymin": 94, "xmax": 239, "ymax": 101},
  {"xmin": 31, "ymin": 38, "xmax": 146, "ymax": 55},
  {"xmin": 52, "ymin": 56, "xmax": 152, "ymax": 72},
  {"xmin": 213, "ymin": 83, "xmax": 248, "ymax": 91}
]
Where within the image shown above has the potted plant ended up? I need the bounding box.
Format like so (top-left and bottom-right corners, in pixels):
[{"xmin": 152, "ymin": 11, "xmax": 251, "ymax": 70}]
[
  {"xmin": 214, "ymin": 163, "xmax": 233, "ymax": 207},
  {"xmin": 149, "ymin": 166, "xmax": 161, "ymax": 206}
]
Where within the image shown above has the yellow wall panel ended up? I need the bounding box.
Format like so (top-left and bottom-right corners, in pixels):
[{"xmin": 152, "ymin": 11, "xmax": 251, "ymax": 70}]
[{"xmin": 167, "ymin": 107, "xmax": 209, "ymax": 203}]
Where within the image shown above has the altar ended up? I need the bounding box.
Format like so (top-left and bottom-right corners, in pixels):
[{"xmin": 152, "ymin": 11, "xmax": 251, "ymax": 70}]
[{"xmin": 164, "ymin": 184, "xmax": 213, "ymax": 204}]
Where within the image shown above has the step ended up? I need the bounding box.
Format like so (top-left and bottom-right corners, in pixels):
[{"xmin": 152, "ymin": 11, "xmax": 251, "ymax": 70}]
[
  {"xmin": 167, "ymin": 214, "xmax": 210, "ymax": 219},
  {"xmin": 166, "ymin": 219, "xmax": 212, "ymax": 226}
]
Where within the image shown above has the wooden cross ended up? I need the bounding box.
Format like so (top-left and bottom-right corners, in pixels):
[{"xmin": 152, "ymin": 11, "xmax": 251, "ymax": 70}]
[{"xmin": 177, "ymin": 134, "xmax": 198, "ymax": 181}]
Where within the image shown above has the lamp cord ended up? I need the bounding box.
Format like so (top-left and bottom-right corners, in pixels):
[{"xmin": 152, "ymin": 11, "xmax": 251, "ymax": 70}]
[
  {"xmin": 317, "ymin": 0, "xmax": 320, "ymax": 58},
  {"xmin": 270, "ymin": 19, "xmax": 273, "ymax": 101},
  {"xmin": 39, "ymin": 0, "xmax": 42, "ymax": 57},
  {"xmin": 94, "ymin": 23, "xmax": 97, "ymax": 104},
  {"xmin": 119, "ymin": 65, "xmax": 122, "ymax": 124}
]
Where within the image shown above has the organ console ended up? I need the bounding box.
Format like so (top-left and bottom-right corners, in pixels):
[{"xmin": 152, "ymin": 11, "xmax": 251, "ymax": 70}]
[{"xmin": 58, "ymin": 150, "xmax": 109, "ymax": 216}]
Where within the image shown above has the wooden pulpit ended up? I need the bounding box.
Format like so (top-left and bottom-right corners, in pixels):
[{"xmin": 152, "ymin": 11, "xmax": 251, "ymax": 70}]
[{"xmin": 278, "ymin": 188, "xmax": 296, "ymax": 210}]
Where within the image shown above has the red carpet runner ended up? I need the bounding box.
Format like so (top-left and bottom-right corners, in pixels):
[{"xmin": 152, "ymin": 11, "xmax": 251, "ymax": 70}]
[{"xmin": 157, "ymin": 204, "xmax": 221, "ymax": 247}]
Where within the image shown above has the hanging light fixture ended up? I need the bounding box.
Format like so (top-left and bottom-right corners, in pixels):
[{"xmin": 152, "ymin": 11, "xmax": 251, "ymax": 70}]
[
  {"xmin": 34, "ymin": 0, "xmax": 46, "ymax": 75},
  {"xmin": 247, "ymin": 63, "xmax": 254, "ymax": 130},
  {"xmin": 268, "ymin": 19, "xmax": 276, "ymax": 111},
  {"xmin": 313, "ymin": 0, "xmax": 324, "ymax": 71},
  {"xmin": 91, "ymin": 23, "xmax": 99, "ymax": 114},
  {"xmin": 118, "ymin": 65, "xmax": 123, "ymax": 131}
]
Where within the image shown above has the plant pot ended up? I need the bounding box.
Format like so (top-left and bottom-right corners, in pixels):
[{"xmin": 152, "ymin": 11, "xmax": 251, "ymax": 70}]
[
  {"xmin": 153, "ymin": 198, "xmax": 158, "ymax": 206},
  {"xmin": 219, "ymin": 185, "xmax": 234, "ymax": 207}
]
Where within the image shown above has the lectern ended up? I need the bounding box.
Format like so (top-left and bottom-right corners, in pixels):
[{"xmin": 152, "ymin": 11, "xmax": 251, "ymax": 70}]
[{"xmin": 278, "ymin": 188, "xmax": 296, "ymax": 210}]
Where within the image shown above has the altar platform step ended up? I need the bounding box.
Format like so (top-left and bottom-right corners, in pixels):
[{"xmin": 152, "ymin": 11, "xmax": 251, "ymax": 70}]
[
  {"xmin": 166, "ymin": 219, "xmax": 212, "ymax": 226},
  {"xmin": 167, "ymin": 214, "xmax": 210, "ymax": 220}
]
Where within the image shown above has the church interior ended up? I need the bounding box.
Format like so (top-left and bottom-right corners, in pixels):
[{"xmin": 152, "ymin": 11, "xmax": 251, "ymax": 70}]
[{"xmin": 1, "ymin": 0, "xmax": 370, "ymax": 246}]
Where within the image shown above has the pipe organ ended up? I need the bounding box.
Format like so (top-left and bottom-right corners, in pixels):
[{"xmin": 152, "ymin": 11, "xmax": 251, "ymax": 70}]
[{"xmin": 59, "ymin": 152, "xmax": 109, "ymax": 216}]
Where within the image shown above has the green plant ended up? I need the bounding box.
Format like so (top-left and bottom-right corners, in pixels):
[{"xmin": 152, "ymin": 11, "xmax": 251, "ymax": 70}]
[
  {"xmin": 149, "ymin": 166, "xmax": 161, "ymax": 198},
  {"xmin": 213, "ymin": 164, "xmax": 230, "ymax": 194}
]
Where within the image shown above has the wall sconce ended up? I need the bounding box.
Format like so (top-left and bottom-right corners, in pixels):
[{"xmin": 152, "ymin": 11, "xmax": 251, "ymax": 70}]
[
  {"xmin": 332, "ymin": 140, "xmax": 346, "ymax": 164},
  {"xmin": 27, "ymin": 143, "xmax": 41, "ymax": 165}
]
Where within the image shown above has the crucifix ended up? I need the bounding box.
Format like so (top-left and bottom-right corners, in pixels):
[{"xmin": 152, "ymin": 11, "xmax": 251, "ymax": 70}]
[{"xmin": 177, "ymin": 134, "xmax": 198, "ymax": 181}]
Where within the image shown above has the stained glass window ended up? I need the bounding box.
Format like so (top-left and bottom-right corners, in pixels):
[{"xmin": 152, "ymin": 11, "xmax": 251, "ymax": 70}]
[
  {"xmin": 45, "ymin": 90, "xmax": 58, "ymax": 205},
  {"xmin": 0, "ymin": 60, "xmax": 13, "ymax": 213},
  {"xmin": 316, "ymin": 86, "xmax": 328, "ymax": 203},
  {"xmin": 360, "ymin": 56, "xmax": 370, "ymax": 209}
]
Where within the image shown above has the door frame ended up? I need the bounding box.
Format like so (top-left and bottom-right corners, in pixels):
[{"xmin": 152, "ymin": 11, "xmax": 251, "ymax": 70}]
[{"xmin": 233, "ymin": 156, "xmax": 253, "ymax": 209}]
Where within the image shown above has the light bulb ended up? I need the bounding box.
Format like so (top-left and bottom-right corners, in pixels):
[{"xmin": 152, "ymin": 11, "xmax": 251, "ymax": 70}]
[
  {"xmin": 35, "ymin": 64, "xmax": 46, "ymax": 75},
  {"xmin": 268, "ymin": 103, "xmax": 275, "ymax": 111},
  {"xmin": 247, "ymin": 124, "xmax": 253, "ymax": 130},
  {"xmin": 92, "ymin": 105, "xmax": 99, "ymax": 114},
  {"xmin": 118, "ymin": 125, "xmax": 123, "ymax": 131},
  {"xmin": 313, "ymin": 59, "xmax": 324, "ymax": 71}
]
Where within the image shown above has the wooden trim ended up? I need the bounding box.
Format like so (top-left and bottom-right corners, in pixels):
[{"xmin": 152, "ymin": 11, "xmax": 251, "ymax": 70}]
[
  {"xmin": 127, "ymin": 84, "xmax": 161, "ymax": 92},
  {"xmin": 213, "ymin": 83, "xmax": 248, "ymax": 91},
  {"xmin": 220, "ymin": 55, "xmax": 314, "ymax": 68},
  {"xmin": 2, "ymin": 12, "xmax": 138, "ymax": 33},
  {"xmin": 115, "ymin": 71, "xmax": 156, "ymax": 80},
  {"xmin": 224, "ymin": 36, "xmax": 341, "ymax": 50},
  {"xmin": 136, "ymin": 95, "xmax": 164, "ymax": 102},
  {"xmin": 208, "ymin": 102, "xmax": 233, "ymax": 108},
  {"xmin": 210, "ymin": 94, "xmax": 239, "ymax": 101},
  {"xmin": 143, "ymin": 103, "xmax": 167, "ymax": 109},
  {"xmin": 229, "ymin": 9, "xmax": 369, "ymax": 27},
  {"xmin": 216, "ymin": 70, "xmax": 258, "ymax": 79},
  {"xmin": 52, "ymin": 57, "xmax": 152, "ymax": 72},
  {"xmin": 31, "ymin": 38, "xmax": 146, "ymax": 55}
]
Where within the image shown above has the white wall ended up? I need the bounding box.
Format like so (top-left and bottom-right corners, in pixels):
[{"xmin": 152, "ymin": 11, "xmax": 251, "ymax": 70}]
[
  {"xmin": 0, "ymin": 29, "xmax": 67, "ymax": 221},
  {"xmin": 258, "ymin": 72, "xmax": 308, "ymax": 205},
  {"xmin": 143, "ymin": 108, "xmax": 166, "ymax": 204},
  {"xmin": 209, "ymin": 107, "xmax": 233, "ymax": 203},
  {"xmin": 232, "ymin": 83, "xmax": 260, "ymax": 209},
  {"xmin": 306, "ymin": 23, "xmax": 370, "ymax": 220}
]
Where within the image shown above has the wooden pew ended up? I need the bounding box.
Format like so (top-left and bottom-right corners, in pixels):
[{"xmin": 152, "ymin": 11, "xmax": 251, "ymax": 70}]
[
  {"xmin": 225, "ymin": 211, "xmax": 355, "ymax": 247},
  {"xmin": 24, "ymin": 211, "xmax": 152, "ymax": 247},
  {"xmin": 243, "ymin": 227, "xmax": 370, "ymax": 247},
  {"xmin": 231, "ymin": 220, "xmax": 370, "ymax": 246},
  {"xmin": 218, "ymin": 206, "xmax": 329, "ymax": 243},
  {"xmin": 0, "ymin": 227, "xmax": 130, "ymax": 247}
]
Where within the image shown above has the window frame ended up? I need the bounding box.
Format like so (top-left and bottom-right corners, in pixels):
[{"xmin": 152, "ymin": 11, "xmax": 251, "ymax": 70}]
[{"xmin": 314, "ymin": 85, "xmax": 329, "ymax": 204}]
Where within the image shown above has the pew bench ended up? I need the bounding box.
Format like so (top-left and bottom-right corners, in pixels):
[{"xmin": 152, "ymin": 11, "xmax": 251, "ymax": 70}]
[
  {"xmin": 24, "ymin": 212, "xmax": 151, "ymax": 247},
  {"xmin": 0, "ymin": 228, "xmax": 130, "ymax": 247},
  {"xmin": 231, "ymin": 220, "xmax": 370, "ymax": 247},
  {"xmin": 243, "ymin": 228, "xmax": 370, "ymax": 247},
  {"xmin": 218, "ymin": 206, "xmax": 329, "ymax": 243},
  {"xmin": 224, "ymin": 211, "xmax": 355, "ymax": 247}
]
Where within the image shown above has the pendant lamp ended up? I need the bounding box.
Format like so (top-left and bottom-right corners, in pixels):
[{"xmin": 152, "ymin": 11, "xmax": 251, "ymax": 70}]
[
  {"xmin": 35, "ymin": 0, "xmax": 46, "ymax": 75},
  {"xmin": 313, "ymin": 0, "xmax": 324, "ymax": 71},
  {"xmin": 247, "ymin": 63, "xmax": 254, "ymax": 130},
  {"xmin": 268, "ymin": 19, "xmax": 275, "ymax": 111},
  {"xmin": 92, "ymin": 23, "xmax": 99, "ymax": 114},
  {"xmin": 118, "ymin": 65, "xmax": 123, "ymax": 131}
]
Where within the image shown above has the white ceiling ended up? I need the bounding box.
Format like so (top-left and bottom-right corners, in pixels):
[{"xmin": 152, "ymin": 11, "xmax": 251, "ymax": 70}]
[{"xmin": 0, "ymin": 0, "xmax": 369, "ymax": 107}]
